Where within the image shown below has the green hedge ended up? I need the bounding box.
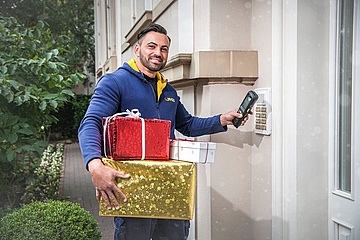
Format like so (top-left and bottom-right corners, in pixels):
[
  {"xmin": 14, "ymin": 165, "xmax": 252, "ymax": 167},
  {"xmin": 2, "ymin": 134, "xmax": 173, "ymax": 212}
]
[
  {"xmin": 50, "ymin": 94, "xmax": 92, "ymax": 140},
  {"xmin": 0, "ymin": 200, "xmax": 101, "ymax": 240}
]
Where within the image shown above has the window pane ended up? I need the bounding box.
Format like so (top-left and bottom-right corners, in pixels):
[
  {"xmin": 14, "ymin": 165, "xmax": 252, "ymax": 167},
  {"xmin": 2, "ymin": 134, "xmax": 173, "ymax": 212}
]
[{"xmin": 337, "ymin": 0, "xmax": 354, "ymax": 192}]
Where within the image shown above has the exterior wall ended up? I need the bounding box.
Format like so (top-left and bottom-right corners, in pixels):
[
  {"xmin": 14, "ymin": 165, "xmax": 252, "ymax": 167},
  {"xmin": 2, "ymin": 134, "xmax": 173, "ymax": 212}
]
[
  {"xmin": 93, "ymin": 0, "xmax": 331, "ymax": 239},
  {"xmin": 272, "ymin": 0, "xmax": 329, "ymax": 239},
  {"xmin": 206, "ymin": 84, "xmax": 254, "ymax": 240},
  {"xmin": 297, "ymin": 0, "xmax": 329, "ymax": 238},
  {"xmin": 249, "ymin": 1, "xmax": 273, "ymax": 239}
]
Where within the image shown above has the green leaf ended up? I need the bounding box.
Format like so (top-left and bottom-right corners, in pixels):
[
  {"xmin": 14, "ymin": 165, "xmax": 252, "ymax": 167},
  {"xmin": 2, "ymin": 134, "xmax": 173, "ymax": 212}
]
[
  {"xmin": 17, "ymin": 122, "xmax": 31, "ymax": 129},
  {"xmin": 17, "ymin": 128, "xmax": 35, "ymax": 135},
  {"xmin": 8, "ymin": 133, "xmax": 18, "ymax": 144},
  {"xmin": 7, "ymin": 80, "xmax": 21, "ymax": 90},
  {"xmin": 55, "ymin": 95, "xmax": 67, "ymax": 101},
  {"xmin": 45, "ymin": 53, "xmax": 52, "ymax": 61},
  {"xmin": 0, "ymin": 66, "xmax": 7, "ymax": 74},
  {"xmin": 46, "ymin": 42, "xmax": 53, "ymax": 49},
  {"xmin": 51, "ymin": 49, "xmax": 59, "ymax": 56},
  {"xmin": 6, "ymin": 115, "xmax": 19, "ymax": 126},
  {"xmin": 43, "ymin": 93, "xmax": 58, "ymax": 100},
  {"xmin": 23, "ymin": 91, "xmax": 31, "ymax": 101},
  {"xmin": 27, "ymin": 30, "xmax": 33, "ymax": 37},
  {"xmin": 39, "ymin": 101, "xmax": 47, "ymax": 111},
  {"xmin": 35, "ymin": 28, "xmax": 41, "ymax": 38},
  {"xmin": 8, "ymin": 64, "xmax": 17, "ymax": 74},
  {"xmin": 21, "ymin": 145, "xmax": 37, "ymax": 152},
  {"xmin": 0, "ymin": 86, "xmax": 10, "ymax": 96},
  {"xmin": 49, "ymin": 100, "xmax": 58, "ymax": 108},
  {"xmin": 26, "ymin": 59, "xmax": 35, "ymax": 65},
  {"xmin": 48, "ymin": 62, "xmax": 57, "ymax": 69},
  {"xmin": 39, "ymin": 58, "xmax": 46, "ymax": 66},
  {"xmin": 38, "ymin": 20, "xmax": 45, "ymax": 28},
  {"xmin": 6, "ymin": 91, "xmax": 14, "ymax": 102},
  {"xmin": 61, "ymin": 89, "xmax": 74, "ymax": 96},
  {"xmin": 6, "ymin": 149, "xmax": 15, "ymax": 162},
  {"xmin": 33, "ymin": 140, "xmax": 48, "ymax": 154},
  {"xmin": 49, "ymin": 80, "xmax": 56, "ymax": 88},
  {"xmin": 14, "ymin": 96, "xmax": 23, "ymax": 106},
  {"xmin": 70, "ymin": 74, "xmax": 80, "ymax": 85}
]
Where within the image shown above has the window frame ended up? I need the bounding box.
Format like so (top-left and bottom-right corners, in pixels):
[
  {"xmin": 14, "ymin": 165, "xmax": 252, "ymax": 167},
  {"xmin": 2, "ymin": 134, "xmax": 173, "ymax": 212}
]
[{"xmin": 332, "ymin": 0, "xmax": 356, "ymax": 200}]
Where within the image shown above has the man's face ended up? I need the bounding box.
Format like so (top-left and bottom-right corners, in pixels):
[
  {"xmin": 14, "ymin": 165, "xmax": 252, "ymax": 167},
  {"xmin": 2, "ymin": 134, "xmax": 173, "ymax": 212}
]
[{"xmin": 135, "ymin": 31, "xmax": 170, "ymax": 76}]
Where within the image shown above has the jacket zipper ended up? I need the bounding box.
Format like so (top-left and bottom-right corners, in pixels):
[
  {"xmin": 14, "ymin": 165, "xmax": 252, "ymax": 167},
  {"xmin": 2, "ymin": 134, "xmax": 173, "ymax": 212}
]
[{"xmin": 145, "ymin": 80, "xmax": 161, "ymax": 119}]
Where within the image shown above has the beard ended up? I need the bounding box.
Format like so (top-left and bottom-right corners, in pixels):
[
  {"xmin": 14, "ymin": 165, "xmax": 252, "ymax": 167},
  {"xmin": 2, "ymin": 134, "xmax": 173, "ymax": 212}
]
[{"xmin": 139, "ymin": 51, "xmax": 166, "ymax": 72}]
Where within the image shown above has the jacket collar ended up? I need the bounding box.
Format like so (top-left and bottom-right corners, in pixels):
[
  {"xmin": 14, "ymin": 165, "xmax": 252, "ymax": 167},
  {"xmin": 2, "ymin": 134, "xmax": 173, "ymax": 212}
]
[{"xmin": 127, "ymin": 58, "xmax": 168, "ymax": 101}]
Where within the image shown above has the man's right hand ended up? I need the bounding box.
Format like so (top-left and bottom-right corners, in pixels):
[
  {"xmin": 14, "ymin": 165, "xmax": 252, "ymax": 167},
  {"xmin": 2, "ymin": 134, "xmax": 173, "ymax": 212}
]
[{"xmin": 88, "ymin": 158, "xmax": 130, "ymax": 210}]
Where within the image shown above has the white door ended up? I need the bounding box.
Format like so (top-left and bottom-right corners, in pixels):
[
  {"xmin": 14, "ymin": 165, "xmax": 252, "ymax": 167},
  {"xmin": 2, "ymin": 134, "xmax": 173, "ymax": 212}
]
[{"xmin": 329, "ymin": 0, "xmax": 360, "ymax": 239}]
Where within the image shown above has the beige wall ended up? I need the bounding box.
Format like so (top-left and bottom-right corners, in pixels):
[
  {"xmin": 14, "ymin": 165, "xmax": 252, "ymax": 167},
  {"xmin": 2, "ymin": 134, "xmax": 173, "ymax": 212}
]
[
  {"xmin": 206, "ymin": 84, "xmax": 255, "ymax": 240},
  {"xmin": 271, "ymin": 0, "xmax": 330, "ymax": 239},
  {"xmin": 297, "ymin": 0, "xmax": 329, "ymax": 238},
  {"xmin": 250, "ymin": 1, "xmax": 273, "ymax": 239}
]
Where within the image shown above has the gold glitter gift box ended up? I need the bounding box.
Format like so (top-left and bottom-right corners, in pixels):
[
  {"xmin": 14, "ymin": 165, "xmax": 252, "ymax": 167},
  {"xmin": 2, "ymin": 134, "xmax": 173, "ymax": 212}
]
[{"xmin": 99, "ymin": 159, "xmax": 196, "ymax": 220}]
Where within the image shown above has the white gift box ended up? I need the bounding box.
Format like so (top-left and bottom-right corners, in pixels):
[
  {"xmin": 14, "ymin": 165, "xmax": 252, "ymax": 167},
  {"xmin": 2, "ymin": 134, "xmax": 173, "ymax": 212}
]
[{"xmin": 169, "ymin": 139, "xmax": 216, "ymax": 163}]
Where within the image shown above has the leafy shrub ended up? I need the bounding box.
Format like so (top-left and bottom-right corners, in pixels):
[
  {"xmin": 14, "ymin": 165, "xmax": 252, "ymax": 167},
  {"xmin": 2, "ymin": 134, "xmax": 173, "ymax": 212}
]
[
  {"xmin": 21, "ymin": 143, "xmax": 64, "ymax": 203},
  {"xmin": 0, "ymin": 15, "xmax": 85, "ymax": 163},
  {"xmin": 0, "ymin": 200, "xmax": 101, "ymax": 240},
  {"xmin": 0, "ymin": 15, "xmax": 85, "ymax": 209},
  {"xmin": 50, "ymin": 94, "xmax": 92, "ymax": 139}
]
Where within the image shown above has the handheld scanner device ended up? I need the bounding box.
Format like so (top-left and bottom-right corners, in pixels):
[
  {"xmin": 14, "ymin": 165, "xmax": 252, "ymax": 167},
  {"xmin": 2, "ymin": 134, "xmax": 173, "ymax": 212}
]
[{"xmin": 232, "ymin": 90, "xmax": 259, "ymax": 128}]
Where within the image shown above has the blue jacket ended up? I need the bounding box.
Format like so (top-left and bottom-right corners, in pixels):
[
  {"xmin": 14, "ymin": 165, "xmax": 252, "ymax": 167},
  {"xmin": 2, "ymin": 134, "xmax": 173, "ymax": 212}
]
[{"xmin": 78, "ymin": 58, "xmax": 227, "ymax": 168}]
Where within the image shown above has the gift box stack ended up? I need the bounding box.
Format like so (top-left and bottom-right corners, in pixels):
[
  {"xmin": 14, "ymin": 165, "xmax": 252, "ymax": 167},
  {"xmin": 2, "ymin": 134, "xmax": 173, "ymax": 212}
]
[{"xmin": 100, "ymin": 110, "xmax": 198, "ymax": 220}]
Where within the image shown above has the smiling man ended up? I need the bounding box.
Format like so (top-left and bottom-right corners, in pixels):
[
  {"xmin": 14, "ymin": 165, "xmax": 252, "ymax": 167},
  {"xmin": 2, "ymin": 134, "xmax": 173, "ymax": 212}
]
[
  {"xmin": 78, "ymin": 23, "xmax": 248, "ymax": 240},
  {"xmin": 135, "ymin": 26, "xmax": 170, "ymax": 75}
]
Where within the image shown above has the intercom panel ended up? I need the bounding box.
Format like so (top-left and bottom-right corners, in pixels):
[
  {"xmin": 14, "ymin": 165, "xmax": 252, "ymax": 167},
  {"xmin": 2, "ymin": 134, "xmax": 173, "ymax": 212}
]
[{"xmin": 254, "ymin": 88, "xmax": 272, "ymax": 135}]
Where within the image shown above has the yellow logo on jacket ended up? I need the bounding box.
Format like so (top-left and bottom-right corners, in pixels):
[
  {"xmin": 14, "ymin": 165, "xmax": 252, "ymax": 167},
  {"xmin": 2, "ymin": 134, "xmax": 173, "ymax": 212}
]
[{"xmin": 165, "ymin": 97, "xmax": 175, "ymax": 102}]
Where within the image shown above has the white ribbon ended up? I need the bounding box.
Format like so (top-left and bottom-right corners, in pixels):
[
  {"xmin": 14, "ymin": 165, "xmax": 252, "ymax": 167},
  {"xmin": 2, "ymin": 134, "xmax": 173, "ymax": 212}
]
[{"xmin": 103, "ymin": 109, "xmax": 146, "ymax": 160}]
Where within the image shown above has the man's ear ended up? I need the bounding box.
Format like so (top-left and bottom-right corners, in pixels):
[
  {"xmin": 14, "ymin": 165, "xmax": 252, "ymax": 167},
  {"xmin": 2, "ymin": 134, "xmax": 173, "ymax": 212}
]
[{"xmin": 134, "ymin": 43, "xmax": 140, "ymax": 57}]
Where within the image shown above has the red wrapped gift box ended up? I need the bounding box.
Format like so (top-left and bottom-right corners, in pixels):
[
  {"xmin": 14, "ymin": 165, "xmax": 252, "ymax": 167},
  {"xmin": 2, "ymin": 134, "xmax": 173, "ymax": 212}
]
[{"xmin": 103, "ymin": 112, "xmax": 171, "ymax": 160}]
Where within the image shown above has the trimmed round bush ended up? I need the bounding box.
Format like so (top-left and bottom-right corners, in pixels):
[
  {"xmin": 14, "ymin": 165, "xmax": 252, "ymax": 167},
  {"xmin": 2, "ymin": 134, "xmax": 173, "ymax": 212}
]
[{"xmin": 0, "ymin": 200, "xmax": 101, "ymax": 240}]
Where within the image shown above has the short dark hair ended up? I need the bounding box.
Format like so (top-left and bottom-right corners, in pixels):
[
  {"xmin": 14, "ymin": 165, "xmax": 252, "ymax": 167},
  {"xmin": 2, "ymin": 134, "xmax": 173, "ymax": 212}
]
[{"xmin": 137, "ymin": 23, "xmax": 171, "ymax": 44}]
